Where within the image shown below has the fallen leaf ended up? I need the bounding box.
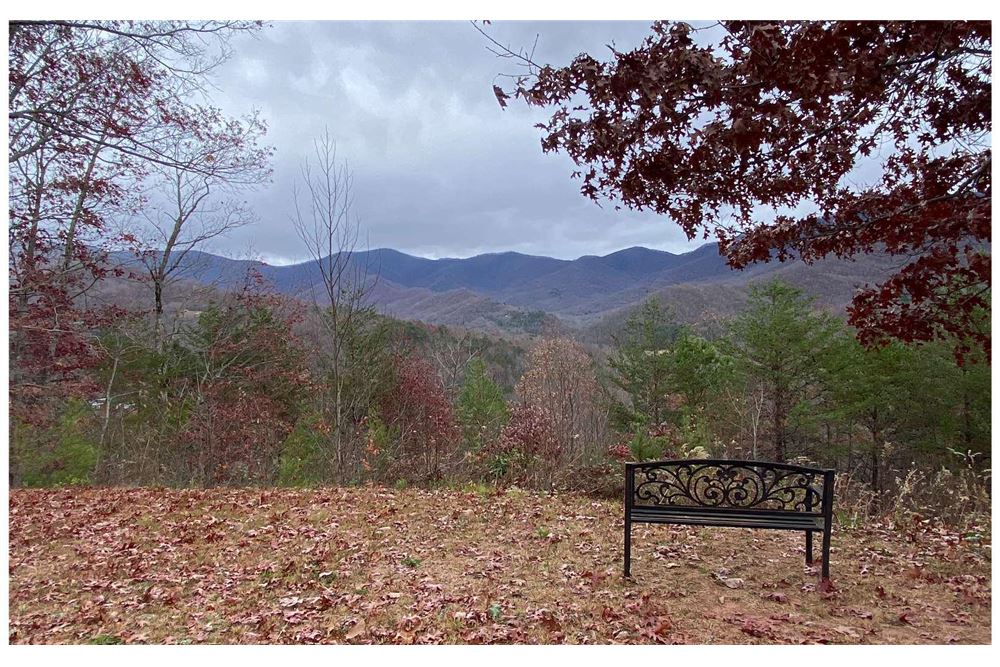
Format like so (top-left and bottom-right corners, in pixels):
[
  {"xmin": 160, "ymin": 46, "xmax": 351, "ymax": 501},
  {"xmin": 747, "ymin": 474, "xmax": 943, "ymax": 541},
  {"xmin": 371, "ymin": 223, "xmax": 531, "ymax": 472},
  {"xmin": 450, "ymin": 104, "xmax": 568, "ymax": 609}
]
[
  {"xmin": 346, "ymin": 619, "xmax": 367, "ymax": 640},
  {"xmin": 717, "ymin": 576, "xmax": 745, "ymax": 589}
]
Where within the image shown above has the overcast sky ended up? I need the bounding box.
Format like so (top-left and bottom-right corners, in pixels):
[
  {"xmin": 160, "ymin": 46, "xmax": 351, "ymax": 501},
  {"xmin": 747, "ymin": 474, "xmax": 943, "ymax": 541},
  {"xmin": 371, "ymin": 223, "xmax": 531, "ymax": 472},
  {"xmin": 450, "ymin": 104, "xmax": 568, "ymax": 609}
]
[{"xmin": 206, "ymin": 21, "xmax": 708, "ymax": 264}]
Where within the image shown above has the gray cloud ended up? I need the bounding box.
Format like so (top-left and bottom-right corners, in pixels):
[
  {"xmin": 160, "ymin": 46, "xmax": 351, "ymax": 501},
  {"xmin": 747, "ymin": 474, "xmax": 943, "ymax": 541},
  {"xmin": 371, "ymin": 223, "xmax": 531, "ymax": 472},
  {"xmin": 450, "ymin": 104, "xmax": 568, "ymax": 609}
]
[{"xmin": 205, "ymin": 21, "xmax": 702, "ymax": 264}]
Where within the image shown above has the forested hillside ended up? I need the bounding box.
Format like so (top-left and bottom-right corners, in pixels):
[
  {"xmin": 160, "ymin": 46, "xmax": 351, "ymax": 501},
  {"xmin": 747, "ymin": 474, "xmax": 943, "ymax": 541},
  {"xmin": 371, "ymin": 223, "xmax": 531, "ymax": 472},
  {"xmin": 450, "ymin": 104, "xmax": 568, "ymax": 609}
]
[
  {"xmin": 11, "ymin": 274, "xmax": 991, "ymax": 530},
  {"xmin": 102, "ymin": 240, "xmax": 903, "ymax": 330}
]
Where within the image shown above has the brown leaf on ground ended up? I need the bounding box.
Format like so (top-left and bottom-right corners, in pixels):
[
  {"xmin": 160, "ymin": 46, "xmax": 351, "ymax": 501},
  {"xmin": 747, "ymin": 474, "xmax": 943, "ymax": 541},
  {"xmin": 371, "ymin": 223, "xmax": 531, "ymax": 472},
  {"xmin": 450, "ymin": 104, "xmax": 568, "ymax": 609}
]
[{"xmin": 7, "ymin": 487, "xmax": 992, "ymax": 645}]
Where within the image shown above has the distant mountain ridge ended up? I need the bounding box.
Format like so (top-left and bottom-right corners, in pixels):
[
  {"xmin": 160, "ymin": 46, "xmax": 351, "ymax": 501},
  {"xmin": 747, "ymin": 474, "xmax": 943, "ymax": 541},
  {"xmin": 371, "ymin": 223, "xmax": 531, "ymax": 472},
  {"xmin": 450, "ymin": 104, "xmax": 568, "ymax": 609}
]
[{"xmin": 108, "ymin": 242, "xmax": 899, "ymax": 336}]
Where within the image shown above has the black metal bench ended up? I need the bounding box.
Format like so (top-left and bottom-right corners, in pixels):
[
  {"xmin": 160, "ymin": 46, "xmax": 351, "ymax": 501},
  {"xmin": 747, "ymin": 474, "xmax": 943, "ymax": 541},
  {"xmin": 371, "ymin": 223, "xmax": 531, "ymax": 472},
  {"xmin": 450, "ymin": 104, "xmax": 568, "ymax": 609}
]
[{"xmin": 624, "ymin": 459, "xmax": 835, "ymax": 580}]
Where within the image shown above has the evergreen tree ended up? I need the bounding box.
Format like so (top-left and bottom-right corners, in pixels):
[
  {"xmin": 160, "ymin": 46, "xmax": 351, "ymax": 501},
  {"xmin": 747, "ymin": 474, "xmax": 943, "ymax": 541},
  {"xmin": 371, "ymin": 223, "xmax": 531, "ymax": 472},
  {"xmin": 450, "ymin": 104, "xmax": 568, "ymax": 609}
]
[
  {"xmin": 455, "ymin": 358, "xmax": 509, "ymax": 452},
  {"xmin": 607, "ymin": 297, "xmax": 683, "ymax": 429},
  {"xmin": 826, "ymin": 339, "xmax": 922, "ymax": 495},
  {"xmin": 670, "ymin": 333, "xmax": 733, "ymax": 412},
  {"xmin": 725, "ymin": 280, "xmax": 845, "ymax": 461},
  {"xmin": 826, "ymin": 335, "xmax": 990, "ymax": 498}
]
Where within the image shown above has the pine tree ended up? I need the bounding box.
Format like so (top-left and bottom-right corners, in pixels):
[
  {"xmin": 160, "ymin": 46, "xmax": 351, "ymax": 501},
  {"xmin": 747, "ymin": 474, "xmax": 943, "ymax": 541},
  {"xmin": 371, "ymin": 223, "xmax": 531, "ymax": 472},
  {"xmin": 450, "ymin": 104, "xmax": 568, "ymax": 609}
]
[
  {"xmin": 607, "ymin": 297, "xmax": 682, "ymax": 429},
  {"xmin": 455, "ymin": 358, "xmax": 509, "ymax": 453},
  {"xmin": 725, "ymin": 280, "xmax": 845, "ymax": 461}
]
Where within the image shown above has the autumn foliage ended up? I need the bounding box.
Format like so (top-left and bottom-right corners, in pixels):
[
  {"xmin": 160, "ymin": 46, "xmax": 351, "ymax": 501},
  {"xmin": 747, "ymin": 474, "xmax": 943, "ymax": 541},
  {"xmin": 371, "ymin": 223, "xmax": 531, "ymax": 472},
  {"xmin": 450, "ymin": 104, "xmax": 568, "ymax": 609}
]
[
  {"xmin": 506, "ymin": 21, "xmax": 991, "ymax": 360},
  {"xmin": 379, "ymin": 353, "xmax": 460, "ymax": 483},
  {"xmin": 6, "ymin": 21, "xmax": 990, "ymax": 518},
  {"xmin": 5, "ymin": 20, "xmax": 994, "ymax": 647},
  {"xmin": 180, "ymin": 286, "xmax": 309, "ymax": 485},
  {"xmin": 8, "ymin": 21, "xmax": 267, "ymax": 422}
]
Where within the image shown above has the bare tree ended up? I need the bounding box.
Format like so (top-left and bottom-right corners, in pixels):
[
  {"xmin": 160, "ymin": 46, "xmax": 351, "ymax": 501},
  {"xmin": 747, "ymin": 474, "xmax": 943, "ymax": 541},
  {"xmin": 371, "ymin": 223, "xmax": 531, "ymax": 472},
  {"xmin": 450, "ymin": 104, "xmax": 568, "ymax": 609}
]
[
  {"xmin": 10, "ymin": 20, "xmax": 265, "ymax": 292},
  {"xmin": 134, "ymin": 109, "xmax": 272, "ymax": 348},
  {"xmin": 428, "ymin": 330, "xmax": 484, "ymax": 399},
  {"xmin": 291, "ymin": 128, "xmax": 385, "ymax": 481},
  {"xmin": 722, "ymin": 380, "xmax": 766, "ymax": 459},
  {"xmin": 517, "ymin": 337, "xmax": 610, "ymax": 486}
]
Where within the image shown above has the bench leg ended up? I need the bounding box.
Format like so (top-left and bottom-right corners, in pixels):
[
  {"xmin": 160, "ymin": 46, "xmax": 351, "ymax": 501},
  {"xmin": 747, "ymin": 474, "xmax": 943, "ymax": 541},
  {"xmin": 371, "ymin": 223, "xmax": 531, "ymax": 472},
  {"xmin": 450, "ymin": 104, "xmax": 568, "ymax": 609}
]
[
  {"xmin": 805, "ymin": 530, "xmax": 813, "ymax": 565},
  {"xmin": 624, "ymin": 517, "xmax": 632, "ymax": 577},
  {"xmin": 820, "ymin": 524, "xmax": 832, "ymax": 581}
]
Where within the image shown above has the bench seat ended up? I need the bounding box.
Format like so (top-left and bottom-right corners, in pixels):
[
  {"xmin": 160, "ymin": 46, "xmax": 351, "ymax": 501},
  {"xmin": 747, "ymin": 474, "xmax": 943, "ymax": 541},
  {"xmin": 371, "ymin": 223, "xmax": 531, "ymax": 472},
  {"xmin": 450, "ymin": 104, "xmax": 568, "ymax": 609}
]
[{"xmin": 629, "ymin": 506, "xmax": 825, "ymax": 531}]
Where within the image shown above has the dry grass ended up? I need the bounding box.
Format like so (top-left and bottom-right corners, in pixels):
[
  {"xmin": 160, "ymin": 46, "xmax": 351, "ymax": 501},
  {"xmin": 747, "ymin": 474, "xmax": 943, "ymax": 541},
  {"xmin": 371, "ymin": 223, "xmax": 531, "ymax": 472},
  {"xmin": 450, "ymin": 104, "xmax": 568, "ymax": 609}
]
[{"xmin": 8, "ymin": 486, "xmax": 991, "ymax": 644}]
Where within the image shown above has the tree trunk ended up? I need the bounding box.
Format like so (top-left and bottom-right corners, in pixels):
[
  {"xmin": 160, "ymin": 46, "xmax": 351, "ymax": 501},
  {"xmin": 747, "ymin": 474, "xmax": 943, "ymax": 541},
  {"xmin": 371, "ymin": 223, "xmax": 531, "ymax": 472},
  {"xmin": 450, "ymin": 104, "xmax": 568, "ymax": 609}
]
[
  {"xmin": 870, "ymin": 440, "xmax": 880, "ymax": 499},
  {"xmin": 961, "ymin": 367, "xmax": 973, "ymax": 451},
  {"xmin": 869, "ymin": 413, "xmax": 881, "ymax": 501},
  {"xmin": 335, "ymin": 376, "xmax": 344, "ymax": 481},
  {"xmin": 154, "ymin": 278, "xmax": 165, "ymax": 351},
  {"xmin": 772, "ymin": 383, "xmax": 786, "ymax": 461}
]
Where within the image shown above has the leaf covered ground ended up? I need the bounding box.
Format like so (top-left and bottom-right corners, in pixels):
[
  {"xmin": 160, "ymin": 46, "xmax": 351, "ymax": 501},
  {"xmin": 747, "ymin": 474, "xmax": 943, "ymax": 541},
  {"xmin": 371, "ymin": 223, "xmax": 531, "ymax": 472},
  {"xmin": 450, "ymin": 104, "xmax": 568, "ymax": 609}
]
[{"xmin": 9, "ymin": 487, "xmax": 992, "ymax": 644}]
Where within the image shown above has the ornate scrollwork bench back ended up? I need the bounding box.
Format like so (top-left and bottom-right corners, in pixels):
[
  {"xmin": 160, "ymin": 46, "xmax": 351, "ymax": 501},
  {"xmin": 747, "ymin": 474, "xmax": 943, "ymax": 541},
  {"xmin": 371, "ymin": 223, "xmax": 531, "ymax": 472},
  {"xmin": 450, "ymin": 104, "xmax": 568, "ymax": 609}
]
[
  {"xmin": 631, "ymin": 459, "xmax": 828, "ymax": 512},
  {"xmin": 624, "ymin": 459, "xmax": 835, "ymax": 581}
]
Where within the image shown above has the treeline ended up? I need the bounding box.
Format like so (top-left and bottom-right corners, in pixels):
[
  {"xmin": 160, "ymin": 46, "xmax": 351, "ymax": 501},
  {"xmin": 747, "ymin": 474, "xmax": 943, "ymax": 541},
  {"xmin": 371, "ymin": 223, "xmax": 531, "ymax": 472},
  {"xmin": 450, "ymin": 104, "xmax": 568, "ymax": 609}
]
[
  {"xmin": 602, "ymin": 283, "xmax": 990, "ymax": 522},
  {"xmin": 10, "ymin": 275, "xmax": 990, "ymax": 521},
  {"xmin": 8, "ymin": 273, "xmax": 527, "ymax": 488}
]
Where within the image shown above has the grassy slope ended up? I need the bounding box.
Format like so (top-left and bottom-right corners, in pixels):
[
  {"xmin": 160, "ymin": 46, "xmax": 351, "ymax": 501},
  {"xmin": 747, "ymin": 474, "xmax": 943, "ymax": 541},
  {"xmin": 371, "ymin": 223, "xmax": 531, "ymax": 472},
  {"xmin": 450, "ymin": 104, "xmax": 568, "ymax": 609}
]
[{"xmin": 9, "ymin": 487, "xmax": 991, "ymax": 644}]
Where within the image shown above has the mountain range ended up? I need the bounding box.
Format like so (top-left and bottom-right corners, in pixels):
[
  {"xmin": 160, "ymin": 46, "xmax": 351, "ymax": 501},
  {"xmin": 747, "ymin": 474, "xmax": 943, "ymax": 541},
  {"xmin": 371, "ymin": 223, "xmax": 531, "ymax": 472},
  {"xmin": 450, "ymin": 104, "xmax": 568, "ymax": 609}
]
[{"xmin": 109, "ymin": 243, "xmax": 902, "ymax": 339}]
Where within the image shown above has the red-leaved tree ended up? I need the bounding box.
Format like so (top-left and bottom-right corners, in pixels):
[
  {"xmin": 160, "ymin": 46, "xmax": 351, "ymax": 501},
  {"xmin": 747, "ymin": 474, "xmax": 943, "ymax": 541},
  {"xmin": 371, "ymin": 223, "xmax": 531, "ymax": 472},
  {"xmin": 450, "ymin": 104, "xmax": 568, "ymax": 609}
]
[
  {"xmin": 490, "ymin": 21, "xmax": 990, "ymax": 361},
  {"xmin": 8, "ymin": 21, "xmax": 264, "ymax": 422},
  {"xmin": 489, "ymin": 402, "xmax": 560, "ymax": 489},
  {"xmin": 380, "ymin": 353, "xmax": 460, "ymax": 483}
]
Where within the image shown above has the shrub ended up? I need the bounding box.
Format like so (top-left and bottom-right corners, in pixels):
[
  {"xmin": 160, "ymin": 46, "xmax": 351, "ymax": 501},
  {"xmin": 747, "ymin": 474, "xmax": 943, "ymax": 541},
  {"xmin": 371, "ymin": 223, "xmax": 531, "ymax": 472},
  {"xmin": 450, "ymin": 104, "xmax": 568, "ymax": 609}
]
[
  {"xmin": 10, "ymin": 400, "xmax": 99, "ymax": 487},
  {"xmin": 487, "ymin": 402, "xmax": 559, "ymax": 488},
  {"xmin": 834, "ymin": 461, "xmax": 991, "ymax": 531},
  {"xmin": 277, "ymin": 413, "xmax": 329, "ymax": 487}
]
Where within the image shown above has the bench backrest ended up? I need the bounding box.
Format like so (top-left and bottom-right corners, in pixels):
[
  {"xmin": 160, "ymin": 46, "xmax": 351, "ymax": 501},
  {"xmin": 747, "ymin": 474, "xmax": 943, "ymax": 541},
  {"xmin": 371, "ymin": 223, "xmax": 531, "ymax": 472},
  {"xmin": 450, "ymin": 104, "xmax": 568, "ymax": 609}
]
[{"xmin": 626, "ymin": 459, "xmax": 834, "ymax": 515}]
